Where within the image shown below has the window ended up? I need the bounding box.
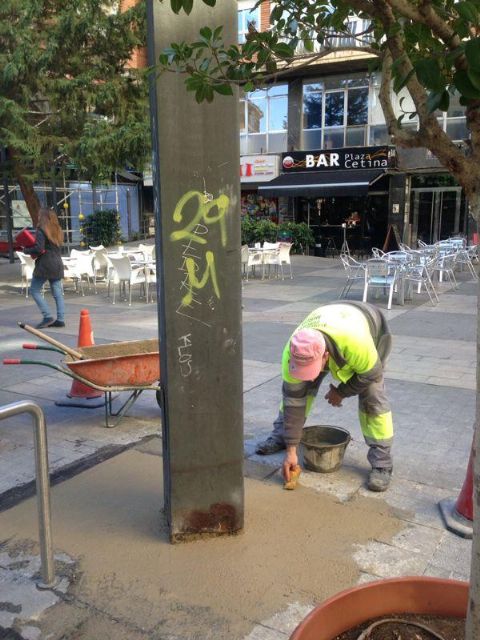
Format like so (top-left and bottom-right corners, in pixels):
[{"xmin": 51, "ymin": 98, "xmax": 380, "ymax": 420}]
[
  {"xmin": 238, "ymin": 1, "xmax": 260, "ymax": 43},
  {"xmin": 240, "ymin": 84, "xmax": 288, "ymax": 154},
  {"xmin": 302, "ymin": 75, "xmax": 369, "ymax": 149}
]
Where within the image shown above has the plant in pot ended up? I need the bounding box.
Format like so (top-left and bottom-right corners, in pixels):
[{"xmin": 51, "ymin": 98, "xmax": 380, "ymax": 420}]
[{"xmin": 289, "ymin": 576, "xmax": 468, "ymax": 640}]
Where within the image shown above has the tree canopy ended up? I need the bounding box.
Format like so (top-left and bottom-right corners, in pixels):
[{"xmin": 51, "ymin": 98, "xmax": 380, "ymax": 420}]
[
  {"xmin": 161, "ymin": 0, "xmax": 480, "ymax": 215},
  {"xmin": 0, "ymin": 0, "xmax": 150, "ymax": 222}
]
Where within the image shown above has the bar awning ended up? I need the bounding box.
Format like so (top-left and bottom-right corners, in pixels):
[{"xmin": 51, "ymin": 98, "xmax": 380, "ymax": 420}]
[{"xmin": 257, "ymin": 169, "xmax": 385, "ymax": 197}]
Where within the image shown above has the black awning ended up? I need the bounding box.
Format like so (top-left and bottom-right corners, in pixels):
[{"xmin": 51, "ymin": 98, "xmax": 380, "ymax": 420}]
[{"xmin": 257, "ymin": 169, "xmax": 385, "ymax": 197}]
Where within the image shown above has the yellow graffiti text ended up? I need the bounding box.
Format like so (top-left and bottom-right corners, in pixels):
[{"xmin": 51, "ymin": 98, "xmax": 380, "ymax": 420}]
[{"xmin": 170, "ymin": 190, "xmax": 230, "ymax": 247}]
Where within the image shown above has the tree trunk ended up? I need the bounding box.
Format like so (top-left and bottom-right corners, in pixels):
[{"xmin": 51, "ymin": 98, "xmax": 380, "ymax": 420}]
[
  {"xmin": 10, "ymin": 153, "xmax": 41, "ymax": 226},
  {"xmin": 466, "ymin": 195, "xmax": 480, "ymax": 640}
]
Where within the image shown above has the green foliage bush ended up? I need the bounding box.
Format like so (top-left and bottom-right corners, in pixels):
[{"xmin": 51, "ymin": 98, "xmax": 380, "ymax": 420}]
[
  {"xmin": 241, "ymin": 217, "xmax": 315, "ymax": 254},
  {"xmin": 81, "ymin": 210, "xmax": 122, "ymax": 248}
]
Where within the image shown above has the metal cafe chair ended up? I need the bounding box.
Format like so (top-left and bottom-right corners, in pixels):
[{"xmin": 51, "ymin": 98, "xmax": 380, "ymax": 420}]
[
  {"xmin": 339, "ymin": 254, "xmax": 366, "ymax": 299},
  {"xmin": 363, "ymin": 258, "xmax": 399, "ymax": 310}
]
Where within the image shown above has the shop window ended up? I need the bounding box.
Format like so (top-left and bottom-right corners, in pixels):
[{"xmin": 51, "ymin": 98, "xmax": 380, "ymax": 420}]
[
  {"xmin": 346, "ymin": 126, "xmax": 366, "ymax": 146},
  {"xmin": 325, "ymin": 92, "xmax": 344, "ymax": 127},
  {"xmin": 303, "ymin": 89, "xmax": 323, "ymax": 129},
  {"xmin": 302, "ymin": 74, "xmax": 370, "ymax": 149},
  {"xmin": 369, "ymin": 124, "xmax": 389, "ymax": 145},
  {"xmin": 238, "ymin": 2, "xmax": 260, "ymax": 43},
  {"xmin": 446, "ymin": 118, "xmax": 468, "ymax": 141},
  {"xmin": 324, "ymin": 127, "xmax": 344, "ymax": 149},
  {"xmin": 241, "ymin": 84, "xmax": 288, "ymax": 153},
  {"xmin": 268, "ymin": 131, "xmax": 288, "ymax": 153},
  {"xmin": 240, "ymin": 135, "xmax": 248, "ymax": 155},
  {"xmin": 247, "ymin": 134, "xmax": 266, "ymax": 154},
  {"xmin": 347, "ymin": 88, "xmax": 368, "ymax": 125},
  {"xmin": 303, "ymin": 128, "xmax": 322, "ymax": 150}
]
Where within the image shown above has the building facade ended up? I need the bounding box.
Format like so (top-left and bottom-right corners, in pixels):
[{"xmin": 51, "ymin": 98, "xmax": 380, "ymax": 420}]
[{"xmin": 238, "ymin": 0, "xmax": 473, "ymax": 253}]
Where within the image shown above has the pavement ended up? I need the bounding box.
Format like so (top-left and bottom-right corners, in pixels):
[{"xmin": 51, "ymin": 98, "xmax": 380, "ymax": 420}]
[{"xmin": 0, "ymin": 251, "xmax": 477, "ymax": 639}]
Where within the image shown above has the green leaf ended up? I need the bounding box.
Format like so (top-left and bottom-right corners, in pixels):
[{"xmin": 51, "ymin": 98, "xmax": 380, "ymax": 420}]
[
  {"xmin": 213, "ymin": 83, "xmax": 233, "ymax": 96},
  {"xmin": 465, "ymin": 38, "xmax": 480, "ymax": 71},
  {"xmin": 199, "ymin": 26, "xmax": 212, "ymax": 41},
  {"xmin": 414, "ymin": 59, "xmax": 445, "ymax": 92},
  {"xmin": 455, "ymin": 1, "xmax": 478, "ymax": 22},
  {"xmin": 426, "ymin": 91, "xmax": 450, "ymax": 112},
  {"xmin": 170, "ymin": 0, "xmax": 183, "ymax": 14},
  {"xmin": 271, "ymin": 5, "xmax": 283, "ymax": 23},
  {"xmin": 273, "ymin": 42, "xmax": 294, "ymax": 59},
  {"xmin": 182, "ymin": 0, "xmax": 193, "ymax": 14},
  {"xmin": 243, "ymin": 80, "xmax": 254, "ymax": 92},
  {"xmin": 303, "ymin": 37, "xmax": 314, "ymax": 52},
  {"xmin": 453, "ymin": 69, "xmax": 480, "ymax": 98},
  {"xmin": 393, "ymin": 68, "xmax": 415, "ymax": 93}
]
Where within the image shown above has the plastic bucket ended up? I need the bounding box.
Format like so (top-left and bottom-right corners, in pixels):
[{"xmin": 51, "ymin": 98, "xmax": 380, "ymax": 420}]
[{"xmin": 300, "ymin": 425, "xmax": 351, "ymax": 473}]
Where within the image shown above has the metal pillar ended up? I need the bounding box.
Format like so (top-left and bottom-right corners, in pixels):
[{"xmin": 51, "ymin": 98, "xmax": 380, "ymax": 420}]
[{"xmin": 147, "ymin": 0, "xmax": 243, "ymax": 542}]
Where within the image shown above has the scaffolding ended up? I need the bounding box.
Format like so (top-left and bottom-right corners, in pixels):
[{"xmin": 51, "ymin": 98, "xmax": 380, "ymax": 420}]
[{"xmin": 1, "ymin": 175, "xmax": 140, "ymax": 258}]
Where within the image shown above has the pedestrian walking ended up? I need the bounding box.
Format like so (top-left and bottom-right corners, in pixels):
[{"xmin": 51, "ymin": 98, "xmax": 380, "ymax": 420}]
[
  {"xmin": 23, "ymin": 208, "xmax": 65, "ymax": 329},
  {"xmin": 255, "ymin": 301, "xmax": 394, "ymax": 492}
]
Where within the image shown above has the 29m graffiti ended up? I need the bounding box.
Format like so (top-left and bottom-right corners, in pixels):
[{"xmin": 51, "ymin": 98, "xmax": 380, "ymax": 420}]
[{"xmin": 170, "ymin": 189, "xmax": 230, "ymax": 317}]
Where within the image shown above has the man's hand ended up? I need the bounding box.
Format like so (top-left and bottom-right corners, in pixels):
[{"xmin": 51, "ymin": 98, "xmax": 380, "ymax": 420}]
[
  {"xmin": 283, "ymin": 446, "xmax": 298, "ymax": 482},
  {"xmin": 325, "ymin": 384, "xmax": 343, "ymax": 407}
]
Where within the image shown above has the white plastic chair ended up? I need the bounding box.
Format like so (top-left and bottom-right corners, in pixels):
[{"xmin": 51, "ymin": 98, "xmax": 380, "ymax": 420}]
[
  {"xmin": 339, "ymin": 254, "xmax": 366, "ymax": 299},
  {"xmin": 89, "ymin": 244, "xmax": 105, "ymax": 252},
  {"xmin": 261, "ymin": 242, "xmax": 294, "ymax": 280},
  {"xmin": 16, "ymin": 251, "xmax": 35, "ymax": 298},
  {"xmin": 91, "ymin": 248, "xmax": 109, "ymax": 286},
  {"xmin": 241, "ymin": 245, "xmax": 249, "ymax": 278},
  {"xmin": 246, "ymin": 250, "xmax": 264, "ymax": 281},
  {"xmin": 363, "ymin": 258, "xmax": 399, "ymax": 310},
  {"xmin": 69, "ymin": 251, "xmax": 95, "ymax": 294},
  {"xmin": 107, "ymin": 255, "xmax": 147, "ymax": 305},
  {"xmin": 138, "ymin": 243, "xmax": 155, "ymax": 262},
  {"xmin": 263, "ymin": 241, "xmax": 280, "ymax": 250}
]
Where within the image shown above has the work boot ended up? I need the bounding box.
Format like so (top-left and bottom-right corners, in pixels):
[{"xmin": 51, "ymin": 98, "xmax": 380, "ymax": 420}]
[
  {"xmin": 255, "ymin": 437, "xmax": 285, "ymax": 455},
  {"xmin": 368, "ymin": 468, "xmax": 392, "ymax": 492},
  {"xmin": 51, "ymin": 320, "xmax": 66, "ymax": 328}
]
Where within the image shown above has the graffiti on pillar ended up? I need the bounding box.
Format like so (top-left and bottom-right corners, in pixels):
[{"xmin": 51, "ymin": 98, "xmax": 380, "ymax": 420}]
[
  {"xmin": 177, "ymin": 333, "xmax": 193, "ymax": 378},
  {"xmin": 170, "ymin": 189, "xmax": 230, "ymax": 328}
]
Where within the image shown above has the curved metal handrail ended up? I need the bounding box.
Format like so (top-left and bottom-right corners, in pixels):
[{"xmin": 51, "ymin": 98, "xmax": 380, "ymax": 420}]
[{"xmin": 0, "ymin": 400, "xmax": 57, "ymax": 588}]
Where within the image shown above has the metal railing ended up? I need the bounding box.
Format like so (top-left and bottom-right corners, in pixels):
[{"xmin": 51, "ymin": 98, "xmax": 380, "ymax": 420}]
[{"xmin": 0, "ymin": 400, "xmax": 57, "ymax": 589}]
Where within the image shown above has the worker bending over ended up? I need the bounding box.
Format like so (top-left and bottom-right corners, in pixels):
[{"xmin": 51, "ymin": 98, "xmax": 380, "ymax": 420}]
[{"xmin": 255, "ymin": 301, "xmax": 394, "ymax": 492}]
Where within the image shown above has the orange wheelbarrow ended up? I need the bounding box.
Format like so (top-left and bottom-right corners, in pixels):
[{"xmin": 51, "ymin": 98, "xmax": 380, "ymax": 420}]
[{"xmin": 3, "ymin": 323, "xmax": 162, "ymax": 428}]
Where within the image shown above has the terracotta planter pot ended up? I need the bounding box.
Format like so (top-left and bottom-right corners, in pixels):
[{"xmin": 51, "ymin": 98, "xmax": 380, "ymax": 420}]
[{"xmin": 290, "ymin": 576, "xmax": 469, "ymax": 640}]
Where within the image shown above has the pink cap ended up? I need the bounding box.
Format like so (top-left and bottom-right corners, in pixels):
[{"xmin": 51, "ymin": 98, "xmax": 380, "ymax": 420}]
[{"xmin": 289, "ymin": 329, "xmax": 326, "ymax": 381}]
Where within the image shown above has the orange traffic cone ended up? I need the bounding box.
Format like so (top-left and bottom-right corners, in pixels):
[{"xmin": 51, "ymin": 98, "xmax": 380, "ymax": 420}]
[
  {"xmin": 55, "ymin": 309, "xmax": 104, "ymax": 408},
  {"xmin": 439, "ymin": 439, "xmax": 473, "ymax": 539}
]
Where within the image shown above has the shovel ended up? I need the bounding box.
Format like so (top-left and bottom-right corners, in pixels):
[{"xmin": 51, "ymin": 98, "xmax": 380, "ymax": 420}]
[{"xmin": 18, "ymin": 322, "xmax": 85, "ymax": 360}]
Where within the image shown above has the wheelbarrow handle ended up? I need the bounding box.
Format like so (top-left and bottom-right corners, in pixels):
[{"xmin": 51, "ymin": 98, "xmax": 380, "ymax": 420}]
[
  {"xmin": 18, "ymin": 322, "xmax": 85, "ymax": 360},
  {"xmin": 3, "ymin": 359, "xmax": 21, "ymax": 365},
  {"xmin": 23, "ymin": 343, "xmax": 65, "ymax": 354}
]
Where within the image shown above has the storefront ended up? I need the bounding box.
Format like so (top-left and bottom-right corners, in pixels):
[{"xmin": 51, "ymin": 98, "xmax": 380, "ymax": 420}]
[
  {"xmin": 240, "ymin": 154, "xmax": 289, "ymax": 222},
  {"xmin": 258, "ymin": 145, "xmax": 394, "ymax": 254},
  {"xmin": 396, "ymin": 148, "xmax": 476, "ymax": 246}
]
